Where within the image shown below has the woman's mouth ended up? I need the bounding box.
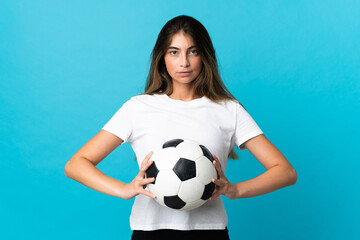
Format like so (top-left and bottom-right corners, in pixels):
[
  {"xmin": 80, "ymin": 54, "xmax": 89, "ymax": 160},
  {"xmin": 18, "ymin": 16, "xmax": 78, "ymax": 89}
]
[{"xmin": 177, "ymin": 71, "xmax": 192, "ymax": 76}]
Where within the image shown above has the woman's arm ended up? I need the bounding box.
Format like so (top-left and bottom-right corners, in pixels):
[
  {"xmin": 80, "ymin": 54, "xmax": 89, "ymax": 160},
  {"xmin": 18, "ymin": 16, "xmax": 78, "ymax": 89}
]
[
  {"xmin": 64, "ymin": 129, "xmax": 155, "ymax": 200},
  {"xmin": 210, "ymin": 134, "xmax": 297, "ymax": 200}
]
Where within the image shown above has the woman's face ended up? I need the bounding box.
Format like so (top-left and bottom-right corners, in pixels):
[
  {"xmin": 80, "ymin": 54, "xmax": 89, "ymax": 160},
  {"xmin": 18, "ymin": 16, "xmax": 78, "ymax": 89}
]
[{"xmin": 164, "ymin": 32, "xmax": 202, "ymax": 87}]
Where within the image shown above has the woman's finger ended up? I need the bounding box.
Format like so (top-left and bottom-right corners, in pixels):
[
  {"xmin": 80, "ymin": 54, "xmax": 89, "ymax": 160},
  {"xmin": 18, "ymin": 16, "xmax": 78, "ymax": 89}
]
[
  {"xmin": 140, "ymin": 158, "xmax": 153, "ymax": 172},
  {"xmin": 209, "ymin": 190, "xmax": 221, "ymax": 200},
  {"xmin": 141, "ymin": 177, "xmax": 155, "ymax": 186},
  {"xmin": 212, "ymin": 178, "xmax": 223, "ymax": 187},
  {"xmin": 141, "ymin": 152, "xmax": 153, "ymax": 167},
  {"xmin": 212, "ymin": 154, "xmax": 222, "ymax": 170},
  {"xmin": 139, "ymin": 188, "xmax": 156, "ymax": 198},
  {"xmin": 212, "ymin": 159, "xmax": 224, "ymax": 178},
  {"xmin": 139, "ymin": 152, "xmax": 154, "ymax": 176}
]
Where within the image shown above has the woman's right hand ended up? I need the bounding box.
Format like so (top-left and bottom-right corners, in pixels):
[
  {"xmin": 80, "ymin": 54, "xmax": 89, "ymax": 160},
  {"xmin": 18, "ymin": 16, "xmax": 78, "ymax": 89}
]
[{"xmin": 121, "ymin": 151, "xmax": 156, "ymax": 200}]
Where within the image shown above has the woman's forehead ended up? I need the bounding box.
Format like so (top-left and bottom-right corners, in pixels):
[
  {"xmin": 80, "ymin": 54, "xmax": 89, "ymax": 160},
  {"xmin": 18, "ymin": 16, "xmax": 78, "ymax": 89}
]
[{"xmin": 167, "ymin": 32, "xmax": 196, "ymax": 49}]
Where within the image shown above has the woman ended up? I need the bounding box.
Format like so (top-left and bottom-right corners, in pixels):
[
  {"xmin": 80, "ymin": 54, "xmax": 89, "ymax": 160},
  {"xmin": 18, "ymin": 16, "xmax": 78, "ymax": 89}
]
[{"xmin": 64, "ymin": 15, "xmax": 297, "ymax": 240}]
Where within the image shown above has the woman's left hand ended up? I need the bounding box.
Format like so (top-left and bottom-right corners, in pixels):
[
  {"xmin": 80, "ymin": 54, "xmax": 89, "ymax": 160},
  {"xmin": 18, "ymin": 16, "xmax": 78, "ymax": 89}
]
[{"xmin": 210, "ymin": 154, "xmax": 238, "ymax": 200}]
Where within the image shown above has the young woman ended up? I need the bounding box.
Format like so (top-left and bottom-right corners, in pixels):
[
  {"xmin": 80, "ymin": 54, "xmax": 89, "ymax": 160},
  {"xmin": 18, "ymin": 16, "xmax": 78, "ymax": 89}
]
[{"xmin": 65, "ymin": 15, "xmax": 297, "ymax": 240}]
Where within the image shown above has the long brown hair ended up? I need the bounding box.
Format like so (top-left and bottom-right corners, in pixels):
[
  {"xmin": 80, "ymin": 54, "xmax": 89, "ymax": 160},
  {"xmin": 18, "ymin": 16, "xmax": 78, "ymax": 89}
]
[{"xmin": 140, "ymin": 15, "xmax": 243, "ymax": 160}]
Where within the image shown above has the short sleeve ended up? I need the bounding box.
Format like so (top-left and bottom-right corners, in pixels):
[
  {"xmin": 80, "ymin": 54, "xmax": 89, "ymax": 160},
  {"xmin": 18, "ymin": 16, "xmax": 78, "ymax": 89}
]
[
  {"xmin": 234, "ymin": 102, "xmax": 263, "ymax": 150},
  {"xmin": 102, "ymin": 99, "xmax": 133, "ymax": 143}
]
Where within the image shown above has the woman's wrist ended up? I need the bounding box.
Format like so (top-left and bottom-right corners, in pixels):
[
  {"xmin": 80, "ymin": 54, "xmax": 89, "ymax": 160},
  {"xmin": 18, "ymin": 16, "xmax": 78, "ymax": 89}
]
[
  {"xmin": 226, "ymin": 183, "xmax": 241, "ymax": 199},
  {"xmin": 114, "ymin": 181, "xmax": 130, "ymax": 199}
]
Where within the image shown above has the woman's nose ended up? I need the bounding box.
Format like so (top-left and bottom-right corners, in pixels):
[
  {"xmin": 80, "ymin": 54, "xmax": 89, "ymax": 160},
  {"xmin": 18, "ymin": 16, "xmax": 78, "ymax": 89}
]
[{"xmin": 179, "ymin": 54, "xmax": 190, "ymax": 67}]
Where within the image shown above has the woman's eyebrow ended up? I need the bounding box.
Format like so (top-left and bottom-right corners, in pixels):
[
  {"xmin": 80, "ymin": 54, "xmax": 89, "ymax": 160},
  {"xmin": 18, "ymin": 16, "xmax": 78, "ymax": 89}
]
[{"xmin": 167, "ymin": 45, "xmax": 197, "ymax": 50}]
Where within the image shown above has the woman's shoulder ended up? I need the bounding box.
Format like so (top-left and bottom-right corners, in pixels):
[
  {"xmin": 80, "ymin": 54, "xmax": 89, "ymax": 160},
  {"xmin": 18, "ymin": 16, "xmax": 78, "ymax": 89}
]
[
  {"xmin": 210, "ymin": 97, "xmax": 251, "ymax": 117},
  {"xmin": 130, "ymin": 93, "xmax": 160, "ymax": 101},
  {"xmin": 212, "ymin": 97, "xmax": 241, "ymax": 109},
  {"xmin": 124, "ymin": 93, "xmax": 163, "ymax": 106}
]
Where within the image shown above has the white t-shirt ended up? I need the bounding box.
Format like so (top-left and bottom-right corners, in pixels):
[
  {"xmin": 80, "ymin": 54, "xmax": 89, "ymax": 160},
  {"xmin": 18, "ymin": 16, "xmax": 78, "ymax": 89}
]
[{"xmin": 102, "ymin": 93, "xmax": 263, "ymax": 230}]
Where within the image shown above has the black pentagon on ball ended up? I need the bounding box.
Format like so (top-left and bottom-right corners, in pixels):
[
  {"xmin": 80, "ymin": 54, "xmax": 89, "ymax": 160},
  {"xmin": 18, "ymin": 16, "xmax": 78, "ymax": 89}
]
[
  {"xmin": 173, "ymin": 158, "xmax": 196, "ymax": 181},
  {"xmin": 164, "ymin": 195, "xmax": 186, "ymax": 209},
  {"xmin": 162, "ymin": 138, "xmax": 184, "ymax": 148},
  {"xmin": 145, "ymin": 162, "xmax": 159, "ymax": 184},
  {"xmin": 201, "ymin": 182, "xmax": 216, "ymax": 200},
  {"xmin": 199, "ymin": 145, "xmax": 214, "ymax": 162}
]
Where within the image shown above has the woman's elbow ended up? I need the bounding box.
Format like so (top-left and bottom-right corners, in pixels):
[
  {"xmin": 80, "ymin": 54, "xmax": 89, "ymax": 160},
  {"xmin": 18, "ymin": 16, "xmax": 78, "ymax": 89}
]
[
  {"xmin": 64, "ymin": 160, "xmax": 73, "ymax": 178},
  {"xmin": 288, "ymin": 167, "xmax": 297, "ymax": 185}
]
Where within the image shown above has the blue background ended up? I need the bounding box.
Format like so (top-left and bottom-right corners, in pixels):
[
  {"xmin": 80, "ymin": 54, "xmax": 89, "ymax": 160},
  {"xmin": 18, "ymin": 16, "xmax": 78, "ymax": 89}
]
[{"xmin": 1, "ymin": 1, "xmax": 359, "ymax": 239}]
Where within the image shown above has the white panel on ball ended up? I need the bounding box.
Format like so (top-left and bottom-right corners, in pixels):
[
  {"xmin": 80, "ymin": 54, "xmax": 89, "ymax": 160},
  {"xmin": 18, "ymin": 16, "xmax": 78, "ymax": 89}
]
[
  {"xmin": 150, "ymin": 147, "xmax": 180, "ymax": 171},
  {"xmin": 178, "ymin": 178, "xmax": 205, "ymax": 203},
  {"xmin": 155, "ymin": 170, "xmax": 181, "ymax": 196},
  {"xmin": 212, "ymin": 164, "xmax": 217, "ymax": 180},
  {"xmin": 181, "ymin": 199, "xmax": 207, "ymax": 211},
  {"xmin": 195, "ymin": 156, "xmax": 217, "ymax": 185},
  {"xmin": 175, "ymin": 140, "xmax": 203, "ymax": 160},
  {"xmin": 146, "ymin": 185, "xmax": 165, "ymax": 206}
]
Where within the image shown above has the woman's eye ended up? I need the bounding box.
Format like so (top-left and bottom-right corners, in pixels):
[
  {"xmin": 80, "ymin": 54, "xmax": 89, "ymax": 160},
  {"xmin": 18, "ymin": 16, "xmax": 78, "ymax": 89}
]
[
  {"xmin": 169, "ymin": 51, "xmax": 178, "ymax": 55},
  {"xmin": 190, "ymin": 49, "xmax": 198, "ymax": 55}
]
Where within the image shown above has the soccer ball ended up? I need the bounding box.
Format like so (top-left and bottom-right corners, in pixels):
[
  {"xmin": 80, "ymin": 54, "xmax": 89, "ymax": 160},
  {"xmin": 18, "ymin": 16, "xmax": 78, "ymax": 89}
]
[{"xmin": 145, "ymin": 138, "xmax": 218, "ymax": 211}]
